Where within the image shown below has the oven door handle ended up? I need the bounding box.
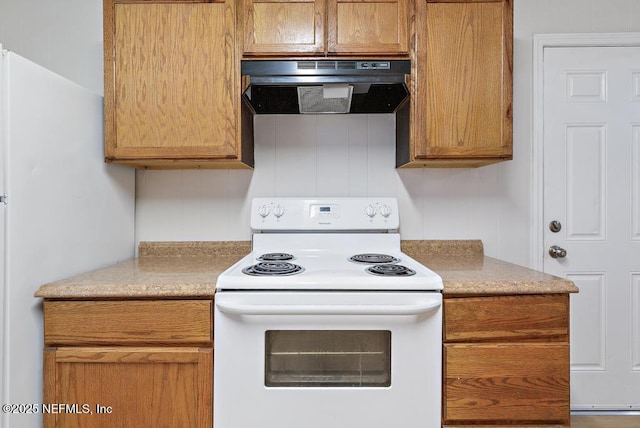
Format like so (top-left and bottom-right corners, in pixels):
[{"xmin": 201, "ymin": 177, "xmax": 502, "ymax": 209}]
[{"xmin": 215, "ymin": 300, "xmax": 441, "ymax": 316}]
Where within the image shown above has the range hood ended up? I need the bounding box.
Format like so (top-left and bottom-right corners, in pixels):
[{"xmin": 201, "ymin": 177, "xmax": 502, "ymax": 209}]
[{"xmin": 242, "ymin": 60, "xmax": 410, "ymax": 114}]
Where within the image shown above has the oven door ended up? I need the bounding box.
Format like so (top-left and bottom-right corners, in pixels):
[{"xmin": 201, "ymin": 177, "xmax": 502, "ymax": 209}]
[{"xmin": 214, "ymin": 291, "xmax": 442, "ymax": 428}]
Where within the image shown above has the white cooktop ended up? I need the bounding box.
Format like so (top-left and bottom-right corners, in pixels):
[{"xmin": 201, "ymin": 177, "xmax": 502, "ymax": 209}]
[
  {"xmin": 217, "ymin": 241, "xmax": 442, "ymax": 291},
  {"xmin": 216, "ymin": 198, "xmax": 443, "ymax": 291}
]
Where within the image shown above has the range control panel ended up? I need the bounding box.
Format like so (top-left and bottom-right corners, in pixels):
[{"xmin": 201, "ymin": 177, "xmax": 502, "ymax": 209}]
[{"xmin": 250, "ymin": 198, "xmax": 399, "ymax": 231}]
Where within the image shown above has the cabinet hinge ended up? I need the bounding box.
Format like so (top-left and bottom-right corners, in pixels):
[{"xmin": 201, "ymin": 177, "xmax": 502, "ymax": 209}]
[{"xmin": 0, "ymin": 194, "xmax": 7, "ymax": 205}]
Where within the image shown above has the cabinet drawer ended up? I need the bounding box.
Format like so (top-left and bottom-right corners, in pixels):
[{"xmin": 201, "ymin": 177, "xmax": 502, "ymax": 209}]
[
  {"xmin": 443, "ymin": 343, "xmax": 570, "ymax": 425},
  {"xmin": 444, "ymin": 295, "xmax": 569, "ymax": 342},
  {"xmin": 44, "ymin": 300, "xmax": 212, "ymax": 345}
]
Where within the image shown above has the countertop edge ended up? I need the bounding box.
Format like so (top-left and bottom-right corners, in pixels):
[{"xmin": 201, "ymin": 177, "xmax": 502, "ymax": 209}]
[
  {"xmin": 441, "ymin": 279, "xmax": 579, "ymax": 296},
  {"xmin": 34, "ymin": 284, "xmax": 217, "ymax": 299}
]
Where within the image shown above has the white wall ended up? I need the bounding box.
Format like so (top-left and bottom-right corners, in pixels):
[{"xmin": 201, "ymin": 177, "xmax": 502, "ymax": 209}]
[
  {"xmin": 2, "ymin": 0, "xmax": 639, "ymax": 268},
  {"xmin": 0, "ymin": 0, "xmax": 104, "ymax": 96},
  {"xmin": 136, "ymin": 115, "xmax": 516, "ymax": 258}
]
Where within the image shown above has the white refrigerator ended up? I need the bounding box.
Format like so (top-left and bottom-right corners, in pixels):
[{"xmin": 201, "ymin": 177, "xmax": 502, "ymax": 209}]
[{"xmin": 0, "ymin": 48, "xmax": 135, "ymax": 427}]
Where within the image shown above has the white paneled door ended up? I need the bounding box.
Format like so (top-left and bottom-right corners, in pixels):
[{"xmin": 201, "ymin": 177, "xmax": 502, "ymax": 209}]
[{"xmin": 543, "ymin": 45, "xmax": 640, "ymax": 410}]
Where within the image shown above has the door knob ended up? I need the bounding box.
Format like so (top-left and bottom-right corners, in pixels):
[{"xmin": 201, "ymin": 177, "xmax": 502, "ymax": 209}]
[{"xmin": 549, "ymin": 245, "xmax": 567, "ymax": 259}]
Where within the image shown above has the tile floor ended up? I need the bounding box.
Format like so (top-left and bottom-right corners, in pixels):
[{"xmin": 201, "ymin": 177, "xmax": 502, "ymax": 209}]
[{"xmin": 571, "ymin": 416, "xmax": 640, "ymax": 427}]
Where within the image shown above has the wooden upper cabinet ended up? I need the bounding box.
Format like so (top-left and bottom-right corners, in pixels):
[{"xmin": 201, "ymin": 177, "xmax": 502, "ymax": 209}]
[
  {"xmin": 328, "ymin": 0, "xmax": 408, "ymax": 54},
  {"xmin": 104, "ymin": 0, "xmax": 253, "ymax": 169},
  {"xmin": 242, "ymin": 0, "xmax": 326, "ymax": 55},
  {"xmin": 400, "ymin": 0, "xmax": 513, "ymax": 167},
  {"xmin": 241, "ymin": 0, "xmax": 408, "ymax": 56}
]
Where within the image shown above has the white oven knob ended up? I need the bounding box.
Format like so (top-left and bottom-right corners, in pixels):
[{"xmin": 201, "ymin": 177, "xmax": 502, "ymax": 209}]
[
  {"xmin": 365, "ymin": 204, "xmax": 377, "ymax": 218},
  {"xmin": 258, "ymin": 204, "xmax": 271, "ymax": 218},
  {"xmin": 380, "ymin": 204, "xmax": 392, "ymax": 218},
  {"xmin": 273, "ymin": 204, "xmax": 285, "ymax": 218}
]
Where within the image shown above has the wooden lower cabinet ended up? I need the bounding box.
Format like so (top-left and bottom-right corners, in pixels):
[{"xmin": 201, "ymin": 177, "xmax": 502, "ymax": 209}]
[
  {"xmin": 43, "ymin": 347, "xmax": 212, "ymax": 428},
  {"xmin": 443, "ymin": 295, "xmax": 571, "ymax": 427},
  {"xmin": 42, "ymin": 300, "xmax": 213, "ymax": 428}
]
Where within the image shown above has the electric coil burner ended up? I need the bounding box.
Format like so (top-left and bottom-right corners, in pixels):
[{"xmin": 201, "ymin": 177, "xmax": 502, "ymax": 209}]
[
  {"xmin": 242, "ymin": 261, "xmax": 304, "ymax": 276},
  {"xmin": 349, "ymin": 253, "xmax": 400, "ymax": 264},
  {"xmin": 366, "ymin": 264, "xmax": 416, "ymax": 276},
  {"xmin": 257, "ymin": 252, "xmax": 295, "ymax": 261},
  {"xmin": 215, "ymin": 198, "xmax": 443, "ymax": 428}
]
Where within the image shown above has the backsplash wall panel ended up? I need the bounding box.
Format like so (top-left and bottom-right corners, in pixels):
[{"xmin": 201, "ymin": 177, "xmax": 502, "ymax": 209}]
[
  {"xmin": 274, "ymin": 115, "xmax": 318, "ymax": 195},
  {"xmin": 316, "ymin": 115, "xmax": 351, "ymax": 196},
  {"xmin": 135, "ymin": 114, "xmax": 518, "ymax": 262}
]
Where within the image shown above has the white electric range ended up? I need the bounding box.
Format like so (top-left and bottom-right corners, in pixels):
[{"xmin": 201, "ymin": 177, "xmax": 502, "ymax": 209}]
[{"xmin": 214, "ymin": 197, "xmax": 443, "ymax": 428}]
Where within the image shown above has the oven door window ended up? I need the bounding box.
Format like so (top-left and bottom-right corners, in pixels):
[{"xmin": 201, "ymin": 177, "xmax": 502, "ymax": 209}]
[{"xmin": 265, "ymin": 330, "xmax": 391, "ymax": 387}]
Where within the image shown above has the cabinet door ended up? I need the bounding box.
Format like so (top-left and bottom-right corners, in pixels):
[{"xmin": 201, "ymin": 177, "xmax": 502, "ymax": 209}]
[
  {"xmin": 443, "ymin": 343, "xmax": 570, "ymax": 425},
  {"xmin": 43, "ymin": 347, "xmax": 212, "ymax": 428},
  {"xmin": 411, "ymin": 0, "xmax": 512, "ymax": 167},
  {"xmin": 104, "ymin": 1, "xmax": 243, "ymax": 166},
  {"xmin": 242, "ymin": 0, "xmax": 326, "ymax": 55},
  {"xmin": 327, "ymin": 0, "xmax": 408, "ymax": 55}
]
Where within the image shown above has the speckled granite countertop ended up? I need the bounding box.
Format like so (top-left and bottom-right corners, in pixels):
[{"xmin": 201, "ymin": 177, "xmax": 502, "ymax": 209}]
[
  {"xmin": 34, "ymin": 240, "xmax": 577, "ymax": 299},
  {"xmin": 401, "ymin": 240, "xmax": 578, "ymax": 295},
  {"xmin": 34, "ymin": 242, "xmax": 250, "ymax": 299}
]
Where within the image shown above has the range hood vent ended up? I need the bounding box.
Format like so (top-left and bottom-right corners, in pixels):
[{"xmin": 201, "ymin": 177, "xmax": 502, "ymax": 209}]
[
  {"xmin": 242, "ymin": 60, "xmax": 410, "ymax": 115},
  {"xmin": 297, "ymin": 60, "xmax": 358, "ymax": 71},
  {"xmin": 297, "ymin": 85, "xmax": 354, "ymax": 114}
]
